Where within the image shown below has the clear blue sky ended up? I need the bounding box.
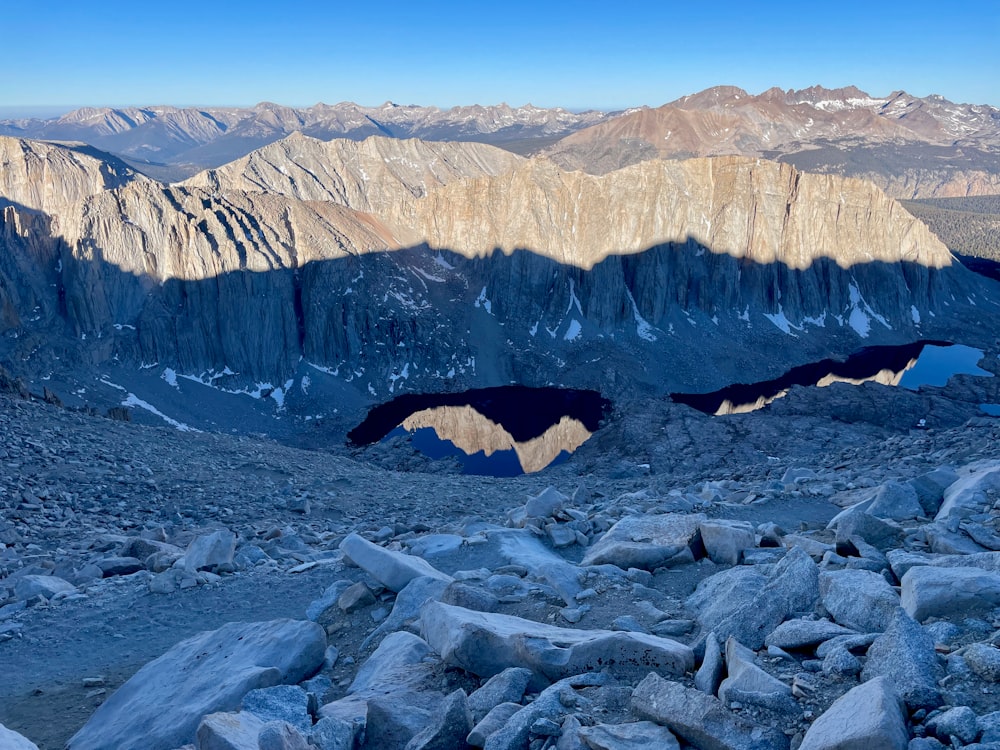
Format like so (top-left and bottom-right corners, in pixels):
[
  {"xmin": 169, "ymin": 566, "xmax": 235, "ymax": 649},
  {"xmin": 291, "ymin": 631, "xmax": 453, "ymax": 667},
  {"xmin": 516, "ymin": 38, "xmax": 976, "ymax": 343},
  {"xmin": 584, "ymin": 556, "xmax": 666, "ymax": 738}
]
[{"xmin": 3, "ymin": 0, "xmax": 998, "ymax": 115}]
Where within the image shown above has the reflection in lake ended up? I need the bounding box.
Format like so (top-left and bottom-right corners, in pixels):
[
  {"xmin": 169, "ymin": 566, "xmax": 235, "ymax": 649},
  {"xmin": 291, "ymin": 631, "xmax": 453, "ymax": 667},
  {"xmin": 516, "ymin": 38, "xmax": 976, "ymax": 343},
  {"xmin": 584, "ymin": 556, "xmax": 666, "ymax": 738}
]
[
  {"xmin": 673, "ymin": 341, "xmax": 993, "ymax": 416},
  {"xmin": 349, "ymin": 386, "xmax": 610, "ymax": 476}
]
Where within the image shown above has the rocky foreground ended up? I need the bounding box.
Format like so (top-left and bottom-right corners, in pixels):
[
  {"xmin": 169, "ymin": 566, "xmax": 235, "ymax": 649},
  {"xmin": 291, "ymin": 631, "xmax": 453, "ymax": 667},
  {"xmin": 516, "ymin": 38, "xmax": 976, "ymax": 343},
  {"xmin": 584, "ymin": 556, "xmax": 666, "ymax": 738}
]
[{"xmin": 3, "ymin": 384, "xmax": 1000, "ymax": 749}]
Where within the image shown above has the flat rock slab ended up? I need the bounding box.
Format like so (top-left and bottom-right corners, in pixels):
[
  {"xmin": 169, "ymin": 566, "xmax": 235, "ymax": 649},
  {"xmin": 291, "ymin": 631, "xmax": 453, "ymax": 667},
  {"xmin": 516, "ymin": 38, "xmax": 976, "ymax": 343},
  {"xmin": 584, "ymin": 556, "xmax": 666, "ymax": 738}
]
[
  {"xmin": 420, "ymin": 601, "xmax": 693, "ymax": 690},
  {"xmin": 578, "ymin": 720, "xmax": 680, "ymax": 750},
  {"xmin": 765, "ymin": 618, "xmax": 857, "ymax": 651},
  {"xmin": 631, "ymin": 673, "xmax": 789, "ymax": 750},
  {"xmin": 819, "ymin": 569, "xmax": 901, "ymax": 633},
  {"xmin": 581, "ymin": 513, "xmax": 706, "ymax": 570},
  {"xmin": 66, "ymin": 619, "xmax": 326, "ymax": 750},
  {"xmin": 935, "ymin": 461, "xmax": 1000, "ymax": 523},
  {"xmin": 340, "ymin": 533, "xmax": 452, "ymax": 592},
  {"xmin": 901, "ymin": 565, "xmax": 1000, "ymax": 621},
  {"xmin": 798, "ymin": 676, "xmax": 908, "ymax": 750},
  {"xmin": 0, "ymin": 723, "xmax": 39, "ymax": 750}
]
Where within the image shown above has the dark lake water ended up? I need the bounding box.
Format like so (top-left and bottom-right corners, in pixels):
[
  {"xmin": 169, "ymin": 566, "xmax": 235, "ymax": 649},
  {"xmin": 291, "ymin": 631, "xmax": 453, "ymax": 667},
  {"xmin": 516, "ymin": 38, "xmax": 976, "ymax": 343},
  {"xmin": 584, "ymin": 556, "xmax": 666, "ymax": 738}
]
[
  {"xmin": 673, "ymin": 341, "xmax": 993, "ymax": 416},
  {"xmin": 349, "ymin": 386, "xmax": 611, "ymax": 476}
]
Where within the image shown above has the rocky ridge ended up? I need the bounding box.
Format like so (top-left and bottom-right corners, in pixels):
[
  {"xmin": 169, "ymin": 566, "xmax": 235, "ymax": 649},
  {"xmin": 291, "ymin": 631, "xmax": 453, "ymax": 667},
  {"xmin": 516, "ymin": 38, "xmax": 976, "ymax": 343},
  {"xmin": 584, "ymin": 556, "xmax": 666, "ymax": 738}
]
[
  {"xmin": 543, "ymin": 86, "xmax": 1000, "ymax": 199},
  {"xmin": 4, "ymin": 372, "xmax": 1000, "ymax": 748}
]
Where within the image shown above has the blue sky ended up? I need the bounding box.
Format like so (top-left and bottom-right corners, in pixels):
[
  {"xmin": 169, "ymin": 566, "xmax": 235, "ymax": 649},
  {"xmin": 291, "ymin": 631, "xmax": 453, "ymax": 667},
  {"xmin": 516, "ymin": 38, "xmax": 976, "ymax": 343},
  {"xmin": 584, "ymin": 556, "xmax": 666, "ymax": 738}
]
[{"xmin": 3, "ymin": 0, "xmax": 998, "ymax": 115}]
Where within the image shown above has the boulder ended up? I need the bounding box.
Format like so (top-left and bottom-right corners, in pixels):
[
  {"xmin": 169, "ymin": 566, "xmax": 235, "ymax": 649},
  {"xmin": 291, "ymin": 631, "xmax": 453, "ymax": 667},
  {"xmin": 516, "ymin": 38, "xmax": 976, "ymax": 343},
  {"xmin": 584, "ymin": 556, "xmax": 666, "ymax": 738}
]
[
  {"xmin": 361, "ymin": 576, "xmax": 450, "ymax": 650},
  {"xmin": 631, "ymin": 674, "xmax": 789, "ymax": 750},
  {"xmin": 466, "ymin": 703, "xmax": 522, "ymax": 747},
  {"xmin": 0, "ymin": 723, "xmax": 39, "ymax": 750},
  {"xmin": 908, "ymin": 467, "xmax": 959, "ymax": 516},
  {"xmin": 699, "ymin": 520, "xmax": 755, "ymax": 565},
  {"xmin": 964, "ymin": 643, "xmax": 1000, "ymax": 681},
  {"xmin": 577, "ymin": 721, "xmax": 680, "ymax": 750},
  {"xmin": 12, "ymin": 574, "xmax": 75, "ymax": 601},
  {"xmin": 580, "ymin": 513, "xmax": 706, "ymax": 570},
  {"xmin": 241, "ymin": 685, "xmax": 311, "ymax": 732},
  {"xmin": 901, "ymin": 566, "xmax": 1000, "ymax": 621},
  {"xmin": 926, "ymin": 706, "xmax": 979, "ymax": 745},
  {"xmin": 195, "ymin": 712, "xmax": 265, "ymax": 750},
  {"xmin": 182, "ymin": 529, "xmax": 236, "ymax": 572},
  {"xmin": 868, "ymin": 481, "xmax": 924, "ymax": 521},
  {"xmin": 420, "ymin": 601, "xmax": 693, "ymax": 690},
  {"xmin": 819, "ymin": 569, "xmax": 901, "ymax": 632},
  {"xmin": 718, "ymin": 638, "xmax": 797, "ymax": 715},
  {"xmin": 402, "ymin": 688, "xmax": 471, "ymax": 750},
  {"xmin": 257, "ymin": 721, "xmax": 310, "ymax": 750},
  {"xmin": 861, "ymin": 610, "xmax": 943, "ymax": 710},
  {"xmin": 524, "ymin": 486, "xmax": 568, "ymax": 519},
  {"xmin": 936, "ymin": 461, "xmax": 1000, "ymax": 523},
  {"xmin": 467, "ymin": 667, "xmax": 533, "ymax": 723},
  {"xmin": 765, "ymin": 618, "xmax": 857, "ymax": 651},
  {"xmin": 340, "ymin": 533, "xmax": 452, "ymax": 592},
  {"xmin": 67, "ymin": 619, "xmax": 326, "ymax": 750},
  {"xmin": 830, "ymin": 507, "xmax": 904, "ymax": 552},
  {"xmin": 694, "ymin": 631, "xmax": 723, "ymax": 695},
  {"xmin": 797, "ymin": 676, "xmax": 908, "ymax": 750}
]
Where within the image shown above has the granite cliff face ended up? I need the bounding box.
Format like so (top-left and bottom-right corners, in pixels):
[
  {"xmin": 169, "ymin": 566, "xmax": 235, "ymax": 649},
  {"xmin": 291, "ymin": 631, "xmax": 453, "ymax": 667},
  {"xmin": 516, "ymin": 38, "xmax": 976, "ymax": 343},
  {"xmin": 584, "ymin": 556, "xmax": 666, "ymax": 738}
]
[{"xmin": 0, "ymin": 133, "xmax": 996, "ymax": 419}]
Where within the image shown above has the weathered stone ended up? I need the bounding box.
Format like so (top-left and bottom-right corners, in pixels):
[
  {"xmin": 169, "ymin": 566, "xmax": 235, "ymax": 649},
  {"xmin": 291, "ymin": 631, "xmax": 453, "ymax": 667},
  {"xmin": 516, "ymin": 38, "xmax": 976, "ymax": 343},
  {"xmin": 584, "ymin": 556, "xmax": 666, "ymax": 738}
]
[
  {"xmin": 439, "ymin": 581, "xmax": 500, "ymax": 613},
  {"xmin": 195, "ymin": 711, "xmax": 265, "ymax": 750},
  {"xmin": 698, "ymin": 546, "xmax": 820, "ymax": 650},
  {"xmin": 467, "ymin": 667, "xmax": 533, "ymax": 723},
  {"xmin": 580, "ymin": 513, "xmax": 706, "ymax": 570},
  {"xmin": 337, "ymin": 581, "xmax": 376, "ymax": 613},
  {"xmin": 12, "ymin": 574, "xmax": 75, "ymax": 601},
  {"xmin": 926, "ymin": 706, "xmax": 979, "ymax": 745},
  {"xmin": 901, "ymin": 566, "xmax": 1000, "ymax": 621},
  {"xmin": 908, "ymin": 467, "xmax": 959, "ymax": 516},
  {"xmin": 420, "ymin": 601, "xmax": 693, "ymax": 690},
  {"xmin": 0, "ymin": 723, "xmax": 39, "ymax": 750},
  {"xmin": 306, "ymin": 581, "xmax": 354, "ymax": 623},
  {"xmin": 524, "ymin": 486, "xmax": 568, "ymax": 519},
  {"xmin": 821, "ymin": 645, "xmax": 861, "ymax": 677},
  {"xmin": 699, "ymin": 520, "xmax": 755, "ymax": 565},
  {"xmin": 182, "ymin": 529, "xmax": 236, "ymax": 572},
  {"xmin": 361, "ymin": 576, "xmax": 450, "ymax": 650},
  {"xmin": 307, "ymin": 716, "xmax": 356, "ymax": 750},
  {"xmin": 868, "ymin": 481, "xmax": 924, "ymax": 521},
  {"xmin": 483, "ymin": 674, "xmax": 608, "ymax": 750},
  {"xmin": 631, "ymin": 674, "xmax": 789, "ymax": 750},
  {"xmin": 348, "ymin": 631, "xmax": 435, "ymax": 696},
  {"xmin": 241, "ymin": 685, "xmax": 311, "ymax": 733},
  {"xmin": 466, "ymin": 702, "xmax": 522, "ymax": 747},
  {"xmin": 718, "ymin": 638, "xmax": 797, "ymax": 714},
  {"xmin": 964, "ymin": 643, "xmax": 1000, "ymax": 681},
  {"xmin": 861, "ymin": 610, "xmax": 943, "ymax": 710},
  {"xmin": 819, "ymin": 569, "xmax": 901, "ymax": 632},
  {"xmin": 694, "ymin": 631, "xmax": 723, "ymax": 695},
  {"xmin": 96, "ymin": 556, "xmax": 145, "ymax": 577},
  {"xmin": 340, "ymin": 533, "xmax": 452, "ymax": 592},
  {"xmin": 797, "ymin": 676, "xmax": 908, "ymax": 750},
  {"xmin": 403, "ymin": 689, "xmax": 471, "ymax": 750},
  {"xmin": 936, "ymin": 462, "xmax": 1000, "ymax": 523},
  {"xmin": 66, "ymin": 619, "xmax": 326, "ymax": 750},
  {"xmin": 577, "ymin": 721, "xmax": 680, "ymax": 750},
  {"xmin": 831, "ymin": 507, "xmax": 904, "ymax": 552},
  {"xmin": 765, "ymin": 618, "xmax": 856, "ymax": 651},
  {"xmin": 258, "ymin": 721, "xmax": 310, "ymax": 750}
]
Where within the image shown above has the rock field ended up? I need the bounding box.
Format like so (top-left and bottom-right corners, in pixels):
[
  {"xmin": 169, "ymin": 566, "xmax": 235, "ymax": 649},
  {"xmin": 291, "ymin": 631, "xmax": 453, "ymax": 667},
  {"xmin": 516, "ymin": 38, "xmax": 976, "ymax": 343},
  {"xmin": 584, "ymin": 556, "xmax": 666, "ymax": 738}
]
[{"xmin": 3, "ymin": 375, "xmax": 1000, "ymax": 749}]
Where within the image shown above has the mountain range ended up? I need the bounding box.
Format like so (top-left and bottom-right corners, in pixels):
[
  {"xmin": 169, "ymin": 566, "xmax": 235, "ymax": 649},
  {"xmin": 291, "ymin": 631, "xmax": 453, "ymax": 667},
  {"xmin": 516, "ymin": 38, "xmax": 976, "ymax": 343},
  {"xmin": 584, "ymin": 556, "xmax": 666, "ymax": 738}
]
[
  {"xmin": 2, "ymin": 125, "xmax": 997, "ymax": 438},
  {"xmin": 2, "ymin": 86, "xmax": 998, "ymax": 197}
]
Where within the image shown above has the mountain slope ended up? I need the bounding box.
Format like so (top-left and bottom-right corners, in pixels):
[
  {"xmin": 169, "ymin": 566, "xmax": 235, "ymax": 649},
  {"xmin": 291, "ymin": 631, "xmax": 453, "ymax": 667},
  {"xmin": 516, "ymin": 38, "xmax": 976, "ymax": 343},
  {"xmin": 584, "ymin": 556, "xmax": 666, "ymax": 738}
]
[{"xmin": 543, "ymin": 86, "xmax": 1000, "ymax": 198}]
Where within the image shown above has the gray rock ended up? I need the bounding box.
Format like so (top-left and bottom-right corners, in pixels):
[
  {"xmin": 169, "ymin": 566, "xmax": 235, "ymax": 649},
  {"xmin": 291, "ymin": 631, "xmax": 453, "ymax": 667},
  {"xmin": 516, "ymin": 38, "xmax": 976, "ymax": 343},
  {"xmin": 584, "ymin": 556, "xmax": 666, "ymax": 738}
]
[
  {"xmin": 765, "ymin": 618, "xmax": 856, "ymax": 651},
  {"xmin": 308, "ymin": 716, "xmax": 355, "ymax": 750},
  {"xmin": 96, "ymin": 556, "xmax": 145, "ymax": 577},
  {"xmin": 631, "ymin": 673, "xmax": 789, "ymax": 750},
  {"xmin": 403, "ymin": 688, "xmax": 471, "ymax": 750},
  {"xmin": 926, "ymin": 705, "xmax": 979, "ymax": 744},
  {"xmin": 483, "ymin": 673, "xmax": 608, "ymax": 750},
  {"xmin": 195, "ymin": 711, "xmax": 265, "ymax": 750},
  {"xmin": 821, "ymin": 645, "xmax": 861, "ymax": 677},
  {"xmin": 257, "ymin": 721, "xmax": 310, "ymax": 750},
  {"xmin": 340, "ymin": 533, "xmax": 452, "ymax": 592},
  {"xmin": 364, "ymin": 697, "xmax": 430, "ymax": 749},
  {"xmin": 797, "ymin": 676, "xmax": 908, "ymax": 750},
  {"xmin": 547, "ymin": 524, "xmax": 578, "ymax": 548},
  {"xmin": 687, "ymin": 567, "xmax": 767, "ymax": 632},
  {"xmin": 908, "ymin": 467, "xmax": 959, "ymax": 516},
  {"xmin": 578, "ymin": 721, "xmax": 680, "ymax": 750},
  {"xmin": 888, "ymin": 550, "xmax": 1000, "ymax": 579},
  {"xmin": 349, "ymin": 631, "xmax": 435, "ymax": 696},
  {"xmin": 337, "ymin": 581, "xmax": 376, "ymax": 613},
  {"xmin": 815, "ymin": 632, "xmax": 879, "ymax": 658},
  {"xmin": 965, "ymin": 643, "xmax": 1000, "ymax": 681},
  {"xmin": 694, "ymin": 631, "xmax": 723, "ymax": 695},
  {"xmin": 831, "ymin": 507, "xmax": 904, "ymax": 552},
  {"xmin": 361, "ymin": 576, "xmax": 450, "ymax": 650},
  {"xmin": 241, "ymin": 685, "xmax": 311, "ymax": 732},
  {"xmin": 580, "ymin": 513, "xmax": 706, "ymax": 570},
  {"xmin": 901, "ymin": 565, "xmax": 1000, "ymax": 621},
  {"xmin": 67, "ymin": 619, "xmax": 326, "ymax": 750},
  {"xmin": 467, "ymin": 667, "xmax": 533, "ymax": 723},
  {"xmin": 306, "ymin": 580, "xmax": 354, "ymax": 622},
  {"xmin": 782, "ymin": 534, "xmax": 835, "ymax": 561},
  {"xmin": 783, "ymin": 467, "xmax": 817, "ymax": 484},
  {"xmin": 699, "ymin": 520, "xmax": 755, "ymax": 565},
  {"xmin": 524, "ymin": 486, "xmax": 568, "ymax": 520},
  {"xmin": 440, "ymin": 581, "xmax": 500, "ymax": 613},
  {"xmin": 406, "ymin": 534, "xmax": 464, "ymax": 558},
  {"xmin": 0, "ymin": 723, "xmax": 39, "ymax": 750},
  {"xmin": 925, "ymin": 523, "xmax": 990, "ymax": 555},
  {"xmin": 12, "ymin": 574, "xmax": 75, "ymax": 601},
  {"xmin": 182, "ymin": 529, "xmax": 236, "ymax": 572},
  {"xmin": 718, "ymin": 637, "xmax": 797, "ymax": 715},
  {"xmin": 420, "ymin": 601, "xmax": 693, "ymax": 690},
  {"xmin": 908, "ymin": 739, "xmax": 948, "ymax": 750},
  {"xmin": 980, "ymin": 710, "xmax": 1000, "ymax": 741},
  {"xmin": 701, "ymin": 546, "xmax": 820, "ymax": 650},
  {"xmin": 868, "ymin": 481, "xmax": 924, "ymax": 521},
  {"xmin": 936, "ymin": 461, "xmax": 1000, "ymax": 523},
  {"xmin": 466, "ymin": 702, "xmax": 522, "ymax": 747},
  {"xmin": 861, "ymin": 610, "xmax": 943, "ymax": 710},
  {"xmin": 819, "ymin": 569, "xmax": 901, "ymax": 632}
]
